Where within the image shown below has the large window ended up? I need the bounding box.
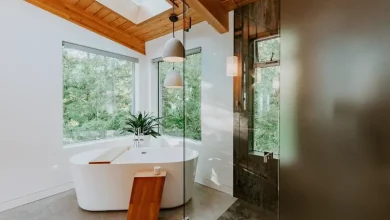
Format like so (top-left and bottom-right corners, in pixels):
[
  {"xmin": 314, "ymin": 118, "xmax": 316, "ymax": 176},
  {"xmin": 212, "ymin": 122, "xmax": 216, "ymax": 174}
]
[
  {"xmin": 63, "ymin": 42, "xmax": 136, "ymax": 145},
  {"xmin": 157, "ymin": 50, "xmax": 202, "ymax": 140},
  {"xmin": 254, "ymin": 36, "xmax": 280, "ymax": 153}
]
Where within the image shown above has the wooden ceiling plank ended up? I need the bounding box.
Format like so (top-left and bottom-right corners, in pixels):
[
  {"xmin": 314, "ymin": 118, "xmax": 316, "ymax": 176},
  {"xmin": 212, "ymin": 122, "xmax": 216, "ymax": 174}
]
[
  {"xmin": 129, "ymin": 11, "xmax": 190, "ymax": 37},
  {"xmin": 221, "ymin": 0, "xmax": 261, "ymax": 11},
  {"xmin": 110, "ymin": 17, "xmax": 127, "ymax": 28},
  {"xmin": 144, "ymin": 15, "xmax": 204, "ymax": 41},
  {"xmin": 118, "ymin": 21, "xmax": 135, "ymax": 31},
  {"xmin": 131, "ymin": 3, "xmax": 203, "ymax": 41},
  {"xmin": 66, "ymin": 0, "xmax": 79, "ymax": 5},
  {"xmin": 75, "ymin": 0, "xmax": 94, "ymax": 10},
  {"xmin": 94, "ymin": 7, "xmax": 111, "ymax": 19},
  {"xmin": 134, "ymin": 10, "xmax": 198, "ymax": 38},
  {"xmin": 125, "ymin": 0, "xmax": 185, "ymax": 35},
  {"xmin": 102, "ymin": 12, "xmax": 120, "ymax": 23},
  {"xmin": 85, "ymin": 2, "xmax": 103, "ymax": 14},
  {"xmin": 141, "ymin": 13, "xmax": 203, "ymax": 41},
  {"xmin": 61, "ymin": 2, "xmax": 144, "ymax": 44},
  {"xmin": 27, "ymin": 0, "xmax": 71, "ymax": 19},
  {"xmin": 185, "ymin": 0, "xmax": 229, "ymax": 33}
]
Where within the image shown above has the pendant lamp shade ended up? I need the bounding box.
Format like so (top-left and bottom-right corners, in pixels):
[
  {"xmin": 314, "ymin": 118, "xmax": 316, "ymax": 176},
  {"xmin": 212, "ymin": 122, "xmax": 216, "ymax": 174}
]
[
  {"xmin": 226, "ymin": 56, "xmax": 238, "ymax": 76},
  {"xmin": 164, "ymin": 69, "xmax": 183, "ymax": 88},
  {"xmin": 163, "ymin": 38, "xmax": 185, "ymax": 63}
]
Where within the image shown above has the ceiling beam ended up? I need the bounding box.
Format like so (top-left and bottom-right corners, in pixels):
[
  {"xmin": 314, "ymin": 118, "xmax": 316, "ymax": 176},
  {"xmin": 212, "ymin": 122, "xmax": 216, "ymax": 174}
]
[
  {"xmin": 185, "ymin": 0, "xmax": 229, "ymax": 33},
  {"xmin": 24, "ymin": 0, "xmax": 146, "ymax": 54},
  {"xmin": 221, "ymin": 0, "xmax": 261, "ymax": 11}
]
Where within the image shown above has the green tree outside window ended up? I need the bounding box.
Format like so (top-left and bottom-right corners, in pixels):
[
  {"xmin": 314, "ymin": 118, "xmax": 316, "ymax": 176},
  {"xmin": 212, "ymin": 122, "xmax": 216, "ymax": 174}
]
[{"xmin": 63, "ymin": 47, "xmax": 134, "ymax": 145}]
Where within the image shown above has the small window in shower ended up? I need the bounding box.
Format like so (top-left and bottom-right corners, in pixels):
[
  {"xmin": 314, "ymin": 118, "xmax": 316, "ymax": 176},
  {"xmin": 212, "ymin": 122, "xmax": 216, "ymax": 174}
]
[{"xmin": 253, "ymin": 36, "xmax": 280, "ymax": 154}]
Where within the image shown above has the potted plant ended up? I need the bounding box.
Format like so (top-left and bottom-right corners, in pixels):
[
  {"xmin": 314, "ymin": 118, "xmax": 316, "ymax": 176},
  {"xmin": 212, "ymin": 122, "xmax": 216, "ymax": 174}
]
[{"xmin": 122, "ymin": 111, "xmax": 162, "ymax": 147}]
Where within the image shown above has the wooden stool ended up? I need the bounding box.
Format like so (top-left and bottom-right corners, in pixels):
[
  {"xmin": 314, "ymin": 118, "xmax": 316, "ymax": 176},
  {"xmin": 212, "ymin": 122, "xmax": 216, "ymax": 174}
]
[{"xmin": 126, "ymin": 170, "xmax": 167, "ymax": 220}]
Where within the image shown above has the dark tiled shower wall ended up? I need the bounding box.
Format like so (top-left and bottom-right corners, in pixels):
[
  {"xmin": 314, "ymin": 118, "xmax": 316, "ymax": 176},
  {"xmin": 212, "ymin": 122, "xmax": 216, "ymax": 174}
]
[
  {"xmin": 232, "ymin": 0, "xmax": 279, "ymax": 213},
  {"xmin": 233, "ymin": 154, "xmax": 278, "ymax": 212}
]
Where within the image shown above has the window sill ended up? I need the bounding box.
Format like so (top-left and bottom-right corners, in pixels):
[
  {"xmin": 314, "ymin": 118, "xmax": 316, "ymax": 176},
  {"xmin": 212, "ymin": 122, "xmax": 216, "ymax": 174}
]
[
  {"xmin": 64, "ymin": 136, "xmax": 134, "ymax": 149},
  {"xmin": 63, "ymin": 135, "xmax": 202, "ymax": 149},
  {"xmin": 249, "ymin": 150, "xmax": 279, "ymax": 160}
]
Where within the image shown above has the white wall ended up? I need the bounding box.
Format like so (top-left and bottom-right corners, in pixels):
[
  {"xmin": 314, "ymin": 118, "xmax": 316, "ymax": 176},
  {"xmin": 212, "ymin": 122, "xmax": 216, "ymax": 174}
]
[
  {"xmin": 0, "ymin": 0, "xmax": 146, "ymax": 211},
  {"xmin": 144, "ymin": 12, "xmax": 234, "ymax": 194}
]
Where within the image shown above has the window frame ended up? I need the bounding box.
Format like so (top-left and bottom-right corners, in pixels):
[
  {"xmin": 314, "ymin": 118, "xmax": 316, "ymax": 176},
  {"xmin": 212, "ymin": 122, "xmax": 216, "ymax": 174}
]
[
  {"xmin": 62, "ymin": 41, "xmax": 138, "ymax": 145},
  {"xmin": 254, "ymin": 34, "xmax": 280, "ymax": 67},
  {"xmin": 152, "ymin": 47, "xmax": 202, "ymax": 137},
  {"xmin": 252, "ymin": 35, "xmax": 280, "ymax": 154}
]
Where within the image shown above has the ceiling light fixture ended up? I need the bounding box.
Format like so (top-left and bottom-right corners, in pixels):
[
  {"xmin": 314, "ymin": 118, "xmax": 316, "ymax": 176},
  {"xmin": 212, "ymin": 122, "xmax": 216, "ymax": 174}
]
[
  {"xmin": 162, "ymin": 2, "xmax": 185, "ymax": 63},
  {"xmin": 226, "ymin": 56, "xmax": 238, "ymax": 76},
  {"xmin": 164, "ymin": 63, "xmax": 183, "ymax": 88}
]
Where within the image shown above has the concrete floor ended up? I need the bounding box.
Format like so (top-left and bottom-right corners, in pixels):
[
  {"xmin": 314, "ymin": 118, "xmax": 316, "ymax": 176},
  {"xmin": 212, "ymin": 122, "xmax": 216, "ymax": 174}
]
[
  {"xmin": 217, "ymin": 199, "xmax": 277, "ymax": 220},
  {"xmin": 0, "ymin": 184, "xmax": 236, "ymax": 220}
]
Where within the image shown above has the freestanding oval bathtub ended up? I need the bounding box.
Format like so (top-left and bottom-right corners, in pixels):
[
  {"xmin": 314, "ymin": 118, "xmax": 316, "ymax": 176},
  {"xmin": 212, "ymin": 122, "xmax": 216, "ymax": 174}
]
[{"xmin": 70, "ymin": 147, "xmax": 199, "ymax": 211}]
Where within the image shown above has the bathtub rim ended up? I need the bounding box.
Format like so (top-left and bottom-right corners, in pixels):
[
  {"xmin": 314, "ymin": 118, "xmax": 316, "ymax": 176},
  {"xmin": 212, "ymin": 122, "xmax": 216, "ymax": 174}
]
[{"xmin": 69, "ymin": 147, "xmax": 199, "ymax": 165}]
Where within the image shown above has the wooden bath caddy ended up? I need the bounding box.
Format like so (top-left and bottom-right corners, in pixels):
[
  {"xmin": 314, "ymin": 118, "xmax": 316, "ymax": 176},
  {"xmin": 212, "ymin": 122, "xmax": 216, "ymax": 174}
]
[
  {"xmin": 88, "ymin": 146, "xmax": 128, "ymax": 164},
  {"xmin": 126, "ymin": 170, "xmax": 167, "ymax": 220}
]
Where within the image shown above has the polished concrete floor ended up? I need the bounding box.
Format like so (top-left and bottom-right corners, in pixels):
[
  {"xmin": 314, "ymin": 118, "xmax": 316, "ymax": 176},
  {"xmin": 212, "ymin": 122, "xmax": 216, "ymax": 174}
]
[
  {"xmin": 0, "ymin": 184, "xmax": 237, "ymax": 220},
  {"xmin": 217, "ymin": 199, "xmax": 277, "ymax": 220}
]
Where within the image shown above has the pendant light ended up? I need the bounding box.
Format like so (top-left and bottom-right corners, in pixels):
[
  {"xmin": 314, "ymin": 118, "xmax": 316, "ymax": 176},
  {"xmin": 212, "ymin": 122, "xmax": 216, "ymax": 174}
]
[
  {"xmin": 162, "ymin": 3, "xmax": 185, "ymax": 63},
  {"xmin": 164, "ymin": 63, "xmax": 183, "ymax": 88},
  {"xmin": 226, "ymin": 56, "xmax": 238, "ymax": 76}
]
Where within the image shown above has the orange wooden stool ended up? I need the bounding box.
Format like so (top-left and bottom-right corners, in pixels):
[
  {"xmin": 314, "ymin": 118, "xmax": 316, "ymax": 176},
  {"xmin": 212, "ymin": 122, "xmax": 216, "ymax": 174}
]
[{"xmin": 126, "ymin": 170, "xmax": 167, "ymax": 220}]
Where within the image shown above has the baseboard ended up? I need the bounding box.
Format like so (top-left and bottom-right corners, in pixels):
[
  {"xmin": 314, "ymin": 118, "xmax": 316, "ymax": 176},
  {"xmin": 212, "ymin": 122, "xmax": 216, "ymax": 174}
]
[
  {"xmin": 0, "ymin": 182, "xmax": 74, "ymax": 213},
  {"xmin": 196, "ymin": 178, "xmax": 233, "ymax": 195}
]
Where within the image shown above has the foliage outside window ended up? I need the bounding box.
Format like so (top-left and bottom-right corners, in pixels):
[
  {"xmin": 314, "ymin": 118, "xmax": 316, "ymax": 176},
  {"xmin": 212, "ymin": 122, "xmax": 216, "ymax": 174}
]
[
  {"xmin": 158, "ymin": 52, "xmax": 202, "ymax": 141},
  {"xmin": 254, "ymin": 37, "xmax": 280, "ymax": 154},
  {"xmin": 63, "ymin": 44, "xmax": 134, "ymax": 145}
]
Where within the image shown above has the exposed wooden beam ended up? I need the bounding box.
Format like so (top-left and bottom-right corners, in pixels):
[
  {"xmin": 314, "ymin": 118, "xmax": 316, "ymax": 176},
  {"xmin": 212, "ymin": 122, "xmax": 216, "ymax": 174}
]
[
  {"xmin": 24, "ymin": 0, "xmax": 146, "ymax": 54},
  {"xmin": 221, "ymin": 0, "xmax": 261, "ymax": 11},
  {"xmin": 25, "ymin": 0, "xmax": 278, "ymax": 48},
  {"xmin": 126, "ymin": 1, "xmax": 186, "ymax": 36},
  {"xmin": 144, "ymin": 13, "xmax": 204, "ymax": 41},
  {"xmin": 185, "ymin": 0, "xmax": 229, "ymax": 33}
]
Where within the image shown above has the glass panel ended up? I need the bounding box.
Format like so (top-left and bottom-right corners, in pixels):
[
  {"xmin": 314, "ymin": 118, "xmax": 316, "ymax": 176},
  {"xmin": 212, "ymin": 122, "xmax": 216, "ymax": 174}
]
[
  {"xmin": 62, "ymin": 47, "xmax": 134, "ymax": 145},
  {"xmin": 155, "ymin": 48, "xmax": 204, "ymax": 219},
  {"xmin": 158, "ymin": 53, "xmax": 202, "ymax": 140},
  {"xmin": 256, "ymin": 37, "xmax": 280, "ymax": 63},
  {"xmin": 254, "ymin": 66, "xmax": 280, "ymax": 154}
]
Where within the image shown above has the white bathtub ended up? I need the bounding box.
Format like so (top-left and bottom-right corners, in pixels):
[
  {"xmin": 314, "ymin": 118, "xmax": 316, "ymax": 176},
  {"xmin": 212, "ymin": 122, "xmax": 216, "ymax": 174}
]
[{"xmin": 69, "ymin": 147, "xmax": 199, "ymax": 211}]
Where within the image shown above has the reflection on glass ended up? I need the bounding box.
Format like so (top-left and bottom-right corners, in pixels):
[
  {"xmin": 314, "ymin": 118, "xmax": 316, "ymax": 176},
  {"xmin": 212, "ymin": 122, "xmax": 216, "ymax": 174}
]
[{"xmin": 158, "ymin": 52, "xmax": 202, "ymax": 140}]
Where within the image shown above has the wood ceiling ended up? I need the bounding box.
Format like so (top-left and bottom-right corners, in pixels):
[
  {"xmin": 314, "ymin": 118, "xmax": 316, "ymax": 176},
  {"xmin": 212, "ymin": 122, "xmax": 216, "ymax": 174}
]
[{"xmin": 25, "ymin": 0, "xmax": 265, "ymax": 54}]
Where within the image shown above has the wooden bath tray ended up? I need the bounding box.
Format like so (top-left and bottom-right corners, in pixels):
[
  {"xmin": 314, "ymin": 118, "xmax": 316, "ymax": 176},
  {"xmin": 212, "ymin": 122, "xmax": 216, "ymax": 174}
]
[
  {"xmin": 88, "ymin": 146, "xmax": 128, "ymax": 164},
  {"xmin": 126, "ymin": 170, "xmax": 167, "ymax": 220}
]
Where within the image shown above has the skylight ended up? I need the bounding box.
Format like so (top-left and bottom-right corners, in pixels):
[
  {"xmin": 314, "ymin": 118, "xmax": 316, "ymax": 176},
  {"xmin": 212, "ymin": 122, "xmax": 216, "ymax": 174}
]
[{"xmin": 97, "ymin": 0, "xmax": 171, "ymax": 24}]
